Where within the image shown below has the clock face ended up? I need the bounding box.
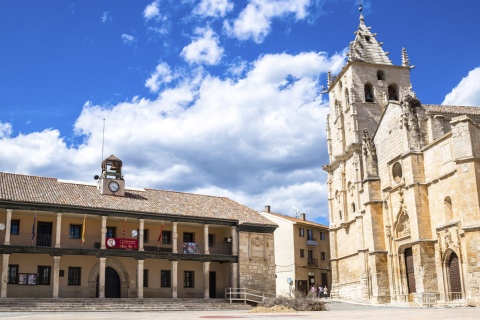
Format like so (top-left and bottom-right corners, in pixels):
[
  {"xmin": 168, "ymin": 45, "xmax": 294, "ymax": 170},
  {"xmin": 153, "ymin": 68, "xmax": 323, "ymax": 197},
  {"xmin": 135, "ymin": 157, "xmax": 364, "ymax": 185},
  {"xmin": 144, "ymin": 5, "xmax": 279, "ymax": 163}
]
[{"xmin": 108, "ymin": 181, "xmax": 120, "ymax": 192}]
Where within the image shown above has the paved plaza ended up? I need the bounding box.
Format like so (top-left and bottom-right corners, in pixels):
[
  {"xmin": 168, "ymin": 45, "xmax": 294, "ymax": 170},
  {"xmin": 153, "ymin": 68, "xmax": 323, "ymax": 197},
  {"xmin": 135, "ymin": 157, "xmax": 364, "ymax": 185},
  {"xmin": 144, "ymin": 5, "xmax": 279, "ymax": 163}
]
[{"xmin": 0, "ymin": 301, "xmax": 477, "ymax": 320}]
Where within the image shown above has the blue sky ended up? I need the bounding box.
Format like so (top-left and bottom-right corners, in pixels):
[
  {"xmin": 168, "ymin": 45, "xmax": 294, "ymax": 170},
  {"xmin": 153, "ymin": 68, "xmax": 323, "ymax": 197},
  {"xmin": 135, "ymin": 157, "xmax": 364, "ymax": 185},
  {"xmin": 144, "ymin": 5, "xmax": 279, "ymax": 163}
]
[{"xmin": 1, "ymin": 0, "xmax": 479, "ymax": 226}]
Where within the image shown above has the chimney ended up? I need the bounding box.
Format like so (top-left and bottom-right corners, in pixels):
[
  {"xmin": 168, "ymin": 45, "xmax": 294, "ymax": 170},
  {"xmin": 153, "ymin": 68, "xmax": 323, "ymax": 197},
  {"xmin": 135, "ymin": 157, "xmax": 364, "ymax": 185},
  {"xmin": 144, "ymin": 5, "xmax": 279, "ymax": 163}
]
[
  {"xmin": 264, "ymin": 205, "xmax": 271, "ymax": 213},
  {"xmin": 300, "ymin": 213, "xmax": 306, "ymax": 221}
]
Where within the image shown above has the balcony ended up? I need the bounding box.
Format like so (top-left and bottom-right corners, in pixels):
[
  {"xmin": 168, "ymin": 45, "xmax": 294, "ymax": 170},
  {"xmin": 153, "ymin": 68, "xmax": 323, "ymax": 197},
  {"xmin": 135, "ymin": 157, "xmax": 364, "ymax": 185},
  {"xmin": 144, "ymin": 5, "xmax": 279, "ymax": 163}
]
[
  {"xmin": 307, "ymin": 258, "xmax": 318, "ymax": 267},
  {"xmin": 306, "ymin": 238, "xmax": 318, "ymax": 247}
]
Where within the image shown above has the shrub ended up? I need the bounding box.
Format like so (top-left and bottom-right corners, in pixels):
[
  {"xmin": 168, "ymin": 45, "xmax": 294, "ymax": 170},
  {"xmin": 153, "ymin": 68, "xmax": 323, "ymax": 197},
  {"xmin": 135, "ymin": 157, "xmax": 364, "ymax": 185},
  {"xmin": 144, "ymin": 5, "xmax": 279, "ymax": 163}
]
[{"xmin": 259, "ymin": 290, "xmax": 326, "ymax": 311}]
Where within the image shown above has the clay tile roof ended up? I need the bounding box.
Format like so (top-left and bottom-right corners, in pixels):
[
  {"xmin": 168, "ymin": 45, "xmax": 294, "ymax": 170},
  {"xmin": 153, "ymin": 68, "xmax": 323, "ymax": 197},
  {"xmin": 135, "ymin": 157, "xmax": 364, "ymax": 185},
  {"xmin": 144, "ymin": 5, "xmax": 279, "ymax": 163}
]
[
  {"xmin": 264, "ymin": 211, "xmax": 328, "ymax": 229},
  {"xmin": 424, "ymin": 104, "xmax": 480, "ymax": 116},
  {"xmin": 0, "ymin": 172, "xmax": 275, "ymax": 226}
]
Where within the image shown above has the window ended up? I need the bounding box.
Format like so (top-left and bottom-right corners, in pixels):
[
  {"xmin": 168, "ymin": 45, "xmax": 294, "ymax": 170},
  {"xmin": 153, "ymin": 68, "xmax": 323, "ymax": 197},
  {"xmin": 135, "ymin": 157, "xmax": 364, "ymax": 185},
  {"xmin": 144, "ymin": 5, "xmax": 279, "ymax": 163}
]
[
  {"xmin": 10, "ymin": 220, "xmax": 20, "ymax": 235},
  {"xmin": 308, "ymin": 250, "xmax": 314, "ymax": 265},
  {"xmin": 161, "ymin": 270, "xmax": 171, "ymax": 288},
  {"xmin": 139, "ymin": 229, "xmax": 149, "ymax": 243},
  {"xmin": 320, "ymin": 232, "xmax": 325, "ymax": 241},
  {"xmin": 377, "ymin": 70, "xmax": 385, "ymax": 80},
  {"xmin": 184, "ymin": 271, "xmax": 194, "ymax": 288},
  {"xmin": 388, "ymin": 84, "xmax": 398, "ymax": 101},
  {"xmin": 300, "ymin": 249, "xmax": 304, "ymax": 258},
  {"xmin": 444, "ymin": 197, "xmax": 453, "ymax": 222},
  {"xmin": 208, "ymin": 234, "xmax": 215, "ymax": 247},
  {"xmin": 37, "ymin": 266, "xmax": 51, "ymax": 285},
  {"xmin": 69, "ymin": 225, "xmax": 81, "ymax": 239},
  {"xmin": 299, "ymin": 228, "xmax": 305, "ymax": 237},
  {"xmin": 364, "ymin": 83, "xmax": 374, "ymax": 102},
  {"xmin": 321, "ymin": 252, "xmax": 326, "ymax": 261},
  {"xmin": 183, "ymin": 232, "xmax": 194, "ymax": 243},
  {"xmin": 106, "ymin": 227, "xmax": 116, "ymax": 238},
  {"xmin": 162, "ymin": 231, "xmax": 171, "ymax": 244},
  {"xmin": 143, "ymin": 269, "xmax": 149, "ymax": 287},
  {"xmin": 365, "ymin": 35, "xmax": 371, "ymax": 42},
  {"xmin": 351, "ymin": 202, "xmax": 356, "ymax": 213},
  {"xmin": 68, "ymin": 267, "xmax": 81, "ymax": 286},
  {"xmin": 307, "ymin": 229, "xmax": 314, "ymax": 241},
  {"xmin": 8, "ymin": 265, "xmax": 18, "ymax": 284}
]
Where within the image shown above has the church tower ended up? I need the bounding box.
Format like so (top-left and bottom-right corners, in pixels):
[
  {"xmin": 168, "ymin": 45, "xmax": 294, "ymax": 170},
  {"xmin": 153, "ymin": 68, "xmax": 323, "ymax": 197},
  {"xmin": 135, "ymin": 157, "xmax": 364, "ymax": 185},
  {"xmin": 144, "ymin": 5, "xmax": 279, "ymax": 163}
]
[{"xmin": 323, "ymin": 8, "xmax": 415, "ymax": 301}]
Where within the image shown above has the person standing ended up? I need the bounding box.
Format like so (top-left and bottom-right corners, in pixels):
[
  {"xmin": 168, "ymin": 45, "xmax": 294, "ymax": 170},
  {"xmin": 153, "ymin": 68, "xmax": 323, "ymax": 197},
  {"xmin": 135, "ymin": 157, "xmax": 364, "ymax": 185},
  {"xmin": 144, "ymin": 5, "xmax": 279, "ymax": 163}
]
[{"xmin": 323, "ymin": 286, "xmax": 328, "ymax": 298}]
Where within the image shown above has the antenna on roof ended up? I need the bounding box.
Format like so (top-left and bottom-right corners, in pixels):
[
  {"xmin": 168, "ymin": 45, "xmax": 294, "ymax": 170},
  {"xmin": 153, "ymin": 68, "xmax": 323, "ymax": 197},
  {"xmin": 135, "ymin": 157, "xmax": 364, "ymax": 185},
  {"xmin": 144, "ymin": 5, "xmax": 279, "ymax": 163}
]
[{"xmin": 101, "ymin": 118, "xmax": 105, "ymax": 162}]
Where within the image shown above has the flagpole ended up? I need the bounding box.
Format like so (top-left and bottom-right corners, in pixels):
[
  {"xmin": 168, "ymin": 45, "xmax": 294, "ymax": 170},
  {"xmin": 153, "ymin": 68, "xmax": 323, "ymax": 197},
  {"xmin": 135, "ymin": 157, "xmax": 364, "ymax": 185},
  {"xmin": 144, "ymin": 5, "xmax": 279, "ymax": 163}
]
[{"xmin": 81, "ymin": 213, "xmax": 86, "ymax": 247}]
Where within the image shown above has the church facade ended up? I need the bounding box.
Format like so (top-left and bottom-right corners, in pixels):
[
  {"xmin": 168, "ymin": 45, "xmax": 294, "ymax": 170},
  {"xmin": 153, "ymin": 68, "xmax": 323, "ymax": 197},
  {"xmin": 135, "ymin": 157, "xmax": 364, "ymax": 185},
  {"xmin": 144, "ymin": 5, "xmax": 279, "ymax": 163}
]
[
  {"xmin": 0, "ymin": 155, "xmax": 277, "ymax": 298},
  {"xmin": 323, "ymin": 13, "xmax": 480, "ymax": 306}
]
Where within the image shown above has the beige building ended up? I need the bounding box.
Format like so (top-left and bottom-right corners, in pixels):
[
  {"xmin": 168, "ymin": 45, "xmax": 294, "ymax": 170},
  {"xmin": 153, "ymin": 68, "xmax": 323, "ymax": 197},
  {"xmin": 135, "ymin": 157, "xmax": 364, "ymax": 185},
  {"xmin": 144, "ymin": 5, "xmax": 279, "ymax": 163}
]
[
  {"xmin": 323, "ymin": 12, "xmax": 480, "ymax": 306},
  {"xmin": 0, "ymin": 155, "xmax": 277, "ymax": 298},
  {"xmin": 260, "ymin": 206, "xmax": 331, "ymax": 297}
]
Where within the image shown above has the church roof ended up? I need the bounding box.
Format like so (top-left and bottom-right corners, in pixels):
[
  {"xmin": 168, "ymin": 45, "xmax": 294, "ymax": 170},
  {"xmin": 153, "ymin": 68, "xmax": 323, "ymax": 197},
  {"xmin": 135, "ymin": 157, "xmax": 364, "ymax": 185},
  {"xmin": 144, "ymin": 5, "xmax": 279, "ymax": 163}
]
[
  {"xmin": 0, "ymin": 172, "xmax": 276, "ymax": 228},
  {"xmin": 424, "ymin": 104, "xmax": 480, "ymax": 116},
  {"xmin": 347, "ymin": 13, "xmax": 392, "ymax": 65}
]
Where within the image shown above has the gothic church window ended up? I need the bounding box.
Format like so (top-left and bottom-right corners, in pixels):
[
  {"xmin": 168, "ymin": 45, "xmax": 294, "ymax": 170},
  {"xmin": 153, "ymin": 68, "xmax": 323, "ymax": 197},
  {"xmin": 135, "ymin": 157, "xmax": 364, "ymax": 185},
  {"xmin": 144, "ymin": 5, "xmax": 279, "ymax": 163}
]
[
  {"xmin": 345, "ymin": 88, "xmax": 350, "ymax": 109},
  {"xmin": 364, "ymin": 83, "xmax": 374, "ymax": 102},
  {"xmin": 351, "ymin": 202, "xmax": 356, "ymax": 214},
  {"xmin": 392, "ymin": 162, "xmax": 403, "ymax": 183},
  {"xmin": 388, "ymin": 84, "xmax": 398, "ymax": 101},
  {"xmin": 444, "ymin": 196, "xmax": 453, "ymax": 222}
]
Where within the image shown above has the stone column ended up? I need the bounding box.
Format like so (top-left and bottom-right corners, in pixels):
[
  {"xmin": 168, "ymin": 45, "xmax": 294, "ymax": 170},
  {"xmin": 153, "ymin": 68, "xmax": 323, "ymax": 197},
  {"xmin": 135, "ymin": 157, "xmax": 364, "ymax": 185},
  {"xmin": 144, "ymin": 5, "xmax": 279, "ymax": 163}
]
[
  {"xmin": 171, "ymin": 260, "xmax": 178, "ymax": 298},
  {"xmin": 4, "ymin": 209, "xmax": 12, "ymax": 245},
  {"xmin": 137, "ymin": 259, "xmax": 144, "ymax": 298},
  {"xmin": 99, "ymin": 257, "xmax": 106, "ymax": 298},
  {"xmin": 55, "ymin": 212, "xmax": 62, "ymax": 248},
  {"xmin": 204, "ymin": 224, "xmax": 209, "ymax": 254},
  {"xmin": 1, "ymin": 254, "xmax": 10, "ymax": 297},
  {"xmin": 231, "ymin": 262, "xmax": 238, "ymax": 289},
  {"xmin": 101, "ymin": 216, "xmax": 107, "ymax": 249},
  {"xmin": 139, "ymin": 219, "xmax": 145, "ymax": 252},
  {"xmin": 53, "ymin": 256, "xmax": 61, "ymax": 298},
  {"xmin": 172, "ymin": 222, "xmax": 178, "ymax": 254},
  {"xmin": 203, "ymin": 261, "xmax": 210, "ymax": 299},
  {"xmin": 230, "ymin": 226, "xmax": 238, "ymax": 255}
]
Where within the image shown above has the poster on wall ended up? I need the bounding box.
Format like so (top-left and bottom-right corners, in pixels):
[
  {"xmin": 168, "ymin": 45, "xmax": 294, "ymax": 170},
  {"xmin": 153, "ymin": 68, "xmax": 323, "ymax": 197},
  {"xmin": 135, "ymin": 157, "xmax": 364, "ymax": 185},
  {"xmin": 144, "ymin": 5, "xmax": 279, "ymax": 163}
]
[
  {"xmin": 28, "ymin": 273, "xmax": 37, "ymax": 285},
  {"xmin": 18, "ymin": 273, "xmax": 37, "ymax": 285},
  {"xmin": 18, "ymin": 273, "xmax": 28, "ymax": 285}
]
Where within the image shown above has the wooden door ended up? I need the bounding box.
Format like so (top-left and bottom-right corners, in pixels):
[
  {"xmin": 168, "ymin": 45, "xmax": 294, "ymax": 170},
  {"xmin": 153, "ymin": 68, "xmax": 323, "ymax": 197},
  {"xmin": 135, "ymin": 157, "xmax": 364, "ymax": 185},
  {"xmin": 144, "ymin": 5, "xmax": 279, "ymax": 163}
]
[
  {"xmin": 449, "ymin": 253, "xmax": 461, "ymax": 296},
  {"xmin": 404, "ymin": 248, "xmax": 416, "ymax": 293}
]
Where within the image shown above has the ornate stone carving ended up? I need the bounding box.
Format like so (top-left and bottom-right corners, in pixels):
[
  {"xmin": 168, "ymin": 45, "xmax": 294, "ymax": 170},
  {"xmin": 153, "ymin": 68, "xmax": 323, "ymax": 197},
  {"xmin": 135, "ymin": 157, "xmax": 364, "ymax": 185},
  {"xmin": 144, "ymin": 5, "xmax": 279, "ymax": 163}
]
[{"xmin": 251, "ymin": 237, "xmax": 264, "ymax": 247}]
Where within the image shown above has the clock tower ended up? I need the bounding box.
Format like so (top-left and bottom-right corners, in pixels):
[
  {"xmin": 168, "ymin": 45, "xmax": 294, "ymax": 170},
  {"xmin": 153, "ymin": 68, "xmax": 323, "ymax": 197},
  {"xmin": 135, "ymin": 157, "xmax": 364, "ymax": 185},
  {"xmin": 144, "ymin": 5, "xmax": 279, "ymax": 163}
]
[{"xmin": 97, "ymin": 154, "xmax": 125, "ymax": 197}]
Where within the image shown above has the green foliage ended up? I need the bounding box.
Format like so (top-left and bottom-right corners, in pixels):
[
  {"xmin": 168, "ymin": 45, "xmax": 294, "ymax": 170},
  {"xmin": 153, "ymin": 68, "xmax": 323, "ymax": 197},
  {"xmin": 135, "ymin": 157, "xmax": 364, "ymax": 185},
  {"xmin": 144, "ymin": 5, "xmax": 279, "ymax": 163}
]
[{"xmin": 259, "ymin": 290, "xmax": 326, "ymax": 311}]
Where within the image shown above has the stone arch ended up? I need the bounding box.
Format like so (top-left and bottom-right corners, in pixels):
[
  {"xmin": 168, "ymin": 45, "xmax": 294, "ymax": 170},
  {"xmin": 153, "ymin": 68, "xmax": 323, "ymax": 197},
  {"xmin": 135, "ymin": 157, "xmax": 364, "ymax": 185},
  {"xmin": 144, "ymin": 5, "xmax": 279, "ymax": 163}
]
[
  {"xmin": 444, "ymin": 196, "xmax": 453, "ymax": 222},
  {"xmin": 394, "ymin": 210, "xmax": 410, "ymax": 238},
  {"xmin": 88, "ymin": 257, "xmax": 130, "ymax": 298},
  {"xmin": 443, "ymin": 249, "xmax": 463, "ymax": 299}
]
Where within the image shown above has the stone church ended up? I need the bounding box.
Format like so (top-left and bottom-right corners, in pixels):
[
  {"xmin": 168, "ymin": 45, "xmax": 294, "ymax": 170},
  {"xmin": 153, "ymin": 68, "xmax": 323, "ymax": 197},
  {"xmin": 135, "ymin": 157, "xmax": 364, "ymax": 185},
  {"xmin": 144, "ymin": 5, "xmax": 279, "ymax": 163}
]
[{"xmin": 323, "ymin": 12, "xmax": 480, "ymax": 306}]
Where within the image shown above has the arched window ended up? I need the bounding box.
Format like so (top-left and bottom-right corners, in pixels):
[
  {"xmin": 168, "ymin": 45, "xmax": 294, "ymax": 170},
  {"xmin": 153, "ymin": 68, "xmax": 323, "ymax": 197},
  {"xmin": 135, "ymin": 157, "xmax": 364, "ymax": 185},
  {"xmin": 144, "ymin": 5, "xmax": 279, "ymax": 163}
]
[
  {"xmin": 444, "ymin": 197, "xmax": 453, "ymax": 222},
  {"xmin": 388, "ymin": 84, "xmax": 398, "ymax": 101},
  {"xmin": 351, "ymin": 202, "xmax": 356, "ymax": 213},
  {"xmin": 364, "ymin": 83, "xmax": 374, "ymax": 102},
  {"xmin": 377, "ymin": 70, "xmax": 385, "ymax": 80}
]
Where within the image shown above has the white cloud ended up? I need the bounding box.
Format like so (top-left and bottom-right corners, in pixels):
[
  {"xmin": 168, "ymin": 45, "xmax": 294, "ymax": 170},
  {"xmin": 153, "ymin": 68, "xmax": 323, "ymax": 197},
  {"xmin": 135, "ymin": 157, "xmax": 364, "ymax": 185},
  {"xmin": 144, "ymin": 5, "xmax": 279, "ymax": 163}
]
[
  {"xmin": 0, "ymin": 50, "xmax": 344, "ymax": 223},
  {"xmin": 180, "ymin": 27, "xmax": 224, "ymax": 65},
  {"xmin": 121, "ymin": 34, "xmax": 136, "ymax": 45},
  {"xmin": 144, "ymin": 1, "xmax": 161, "ymax": 20},
  {"xmin": 101, "ymin": 11, "xmax": 112, "ymax": 24},
  {"xmin": 193, "ymin": 0, "xmax": 234, "ymax": 18},
  {"xmin": 224, "ymin": 0, "xmax": 311, "ymax": 43},
  {"xmin": 145, "ymin": 62, "xmax": 174, "ymax": 93},
  {"xmin": 442, "ymin": 67, "xmax": 480, "ymax": 106}
]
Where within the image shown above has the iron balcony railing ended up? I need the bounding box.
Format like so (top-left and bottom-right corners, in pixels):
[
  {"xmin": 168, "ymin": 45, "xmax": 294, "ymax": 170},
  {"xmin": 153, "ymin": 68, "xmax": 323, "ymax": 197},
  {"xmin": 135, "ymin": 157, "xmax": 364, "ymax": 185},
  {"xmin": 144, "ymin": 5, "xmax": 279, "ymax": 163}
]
[{"xmin": 306, "ymin": 238, "xmax": 318, "ymax": 246}]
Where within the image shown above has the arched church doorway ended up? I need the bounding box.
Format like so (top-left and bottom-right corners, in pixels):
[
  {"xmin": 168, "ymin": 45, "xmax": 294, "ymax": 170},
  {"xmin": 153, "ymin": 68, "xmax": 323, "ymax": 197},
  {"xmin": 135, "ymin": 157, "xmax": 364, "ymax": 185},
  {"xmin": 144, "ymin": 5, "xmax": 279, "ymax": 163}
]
[
  {"xmin": 448, "ymin": 252, "xmax": 461, "ymax": 298},
  {"xmin": 404, "ymin": 248, "xmax": 416, "ymax": 293},
  {"xmin": 96, "ymin": 267, "xmax": 121, "ymax": 298}
]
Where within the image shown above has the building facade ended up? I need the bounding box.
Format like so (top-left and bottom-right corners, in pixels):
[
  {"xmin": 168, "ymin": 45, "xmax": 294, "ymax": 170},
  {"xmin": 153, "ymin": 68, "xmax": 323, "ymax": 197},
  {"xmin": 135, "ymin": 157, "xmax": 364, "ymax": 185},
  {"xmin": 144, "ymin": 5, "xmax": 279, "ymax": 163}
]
[
  {"xmin": 260, "ymin": 206, "xmax": 331, "ymax": 297},
  {"xmin": 323, "ymin": 13, "xmax": 480, "ymax": 306},
  {"xmin": 0, "ymin": 155, "xmax": 277, "ymax": 298}
]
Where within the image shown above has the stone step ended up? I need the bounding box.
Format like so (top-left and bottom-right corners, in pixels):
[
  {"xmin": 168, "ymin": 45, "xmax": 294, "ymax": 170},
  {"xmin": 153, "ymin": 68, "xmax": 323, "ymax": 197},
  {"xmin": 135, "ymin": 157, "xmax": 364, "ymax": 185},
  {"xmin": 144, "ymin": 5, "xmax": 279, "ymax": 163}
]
[{"xmin": 0, "ymin": 298, "xmax": 253, "ymax": 312}]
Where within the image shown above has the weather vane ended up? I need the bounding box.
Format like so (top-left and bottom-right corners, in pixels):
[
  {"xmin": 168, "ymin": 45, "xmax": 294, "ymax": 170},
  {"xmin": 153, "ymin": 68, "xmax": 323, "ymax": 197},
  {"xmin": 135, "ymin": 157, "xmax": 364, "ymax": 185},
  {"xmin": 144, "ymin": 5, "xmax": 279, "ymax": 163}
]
[{"xmin": 358, "ymin": 0, "xmax": 363, "ymax": 13}]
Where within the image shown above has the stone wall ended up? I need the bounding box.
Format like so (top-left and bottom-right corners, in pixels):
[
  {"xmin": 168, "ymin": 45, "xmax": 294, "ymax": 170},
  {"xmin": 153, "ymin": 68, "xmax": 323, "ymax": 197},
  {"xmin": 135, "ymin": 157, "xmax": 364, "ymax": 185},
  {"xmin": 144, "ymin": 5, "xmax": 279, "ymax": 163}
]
[{"xmin": 238, "ymin": 231, "xmax": 276, "ymax": 294}]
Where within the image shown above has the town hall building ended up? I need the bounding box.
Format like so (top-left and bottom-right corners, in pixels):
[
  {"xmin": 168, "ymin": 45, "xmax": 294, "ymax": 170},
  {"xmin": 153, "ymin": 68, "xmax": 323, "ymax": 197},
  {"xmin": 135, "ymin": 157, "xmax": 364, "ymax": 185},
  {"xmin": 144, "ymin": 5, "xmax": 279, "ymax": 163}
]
[{"xmin": 323, "ymin": 11, "xmax": 480, "ymax": 306}]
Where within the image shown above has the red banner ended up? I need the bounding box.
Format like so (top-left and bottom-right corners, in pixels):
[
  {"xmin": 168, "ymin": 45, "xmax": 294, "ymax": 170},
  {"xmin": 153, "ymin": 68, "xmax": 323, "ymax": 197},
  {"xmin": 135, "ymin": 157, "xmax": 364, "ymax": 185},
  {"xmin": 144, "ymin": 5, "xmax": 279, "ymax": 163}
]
[{"xmin": 106, "ymin": 237, "xmax": 138, "ymax": 250}]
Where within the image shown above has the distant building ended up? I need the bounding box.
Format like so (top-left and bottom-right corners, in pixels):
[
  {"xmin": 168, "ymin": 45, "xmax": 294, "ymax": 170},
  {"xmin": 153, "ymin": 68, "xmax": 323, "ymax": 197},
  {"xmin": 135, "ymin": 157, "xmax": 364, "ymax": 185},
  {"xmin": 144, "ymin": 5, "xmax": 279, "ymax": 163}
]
[
  {"xmin": 260, "ymin": 206, "xmax": 331, "ymax": 296},
  {"xmin": 323, "ymin": 11, "xmax": 480, "ymax": 306},
  {"xmin": 0, "ymin": 155, "xmax": 277, "ymax": 298}
]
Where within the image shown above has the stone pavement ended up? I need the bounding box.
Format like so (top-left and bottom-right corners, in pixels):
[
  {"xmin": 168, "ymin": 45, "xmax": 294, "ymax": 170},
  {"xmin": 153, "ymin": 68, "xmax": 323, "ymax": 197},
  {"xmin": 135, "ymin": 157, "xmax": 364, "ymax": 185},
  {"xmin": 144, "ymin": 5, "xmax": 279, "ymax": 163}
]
[{"xmin": 0, "ymin": 300, "xmax": 477, "ymax": 320}]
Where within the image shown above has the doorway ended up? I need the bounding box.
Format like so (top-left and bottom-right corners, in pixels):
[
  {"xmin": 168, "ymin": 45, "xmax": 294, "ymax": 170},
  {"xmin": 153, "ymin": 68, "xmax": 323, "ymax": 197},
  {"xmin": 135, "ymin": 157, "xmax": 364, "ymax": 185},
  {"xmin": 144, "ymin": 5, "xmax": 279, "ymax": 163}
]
[
  {"xmin": 209, "ymin": 271, "xmax": 216, "ymax": 298},
  {"xmin": 448, "ymin": 252, "xmax": 461, "ymax": 298},
  {"xmin": 404, "ymin": 247, "xmax": 416, "ymax": 293},
  {"xmin": 36, "ymin": 222, "xmax": 52, "ymax": 247},
  {"xmin": 96, "ymin": 267, "xmax": 121, "ymax": 298}
]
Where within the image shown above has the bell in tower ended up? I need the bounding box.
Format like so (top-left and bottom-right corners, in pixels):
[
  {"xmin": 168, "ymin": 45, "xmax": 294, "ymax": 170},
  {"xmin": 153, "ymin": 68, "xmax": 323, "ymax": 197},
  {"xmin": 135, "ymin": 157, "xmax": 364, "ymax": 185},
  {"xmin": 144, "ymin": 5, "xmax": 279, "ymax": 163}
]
[{"xmin": 96, "ymin": 154, "xmax": 126, "ymax": 196}]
